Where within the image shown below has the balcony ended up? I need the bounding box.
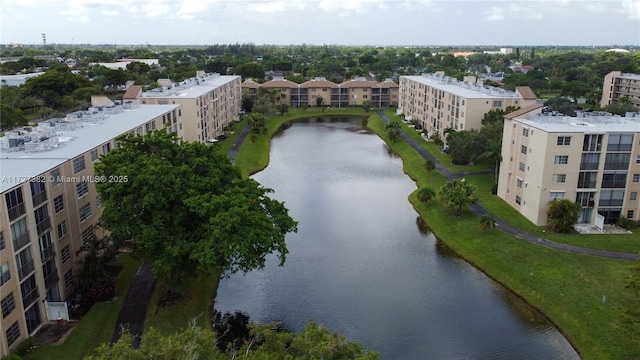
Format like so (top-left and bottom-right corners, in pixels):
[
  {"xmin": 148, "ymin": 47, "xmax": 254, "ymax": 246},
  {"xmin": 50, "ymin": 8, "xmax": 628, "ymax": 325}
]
[
  {"xmin": 44, "ymin": 270, "xmax": 59, "ymax": 288},
  {"xmin": 32, "ymin": 191, "xmax": 47, "ymax": 207},
  {"xmin": 21, "ymin": 288, "xmax": 39, "ymax": 308},
  {"xmin": 12, "ymin": 231, "xmax": 30, "ymax": 251},
  {"xmin": 36, "ymin": 218, "xmax": 51, "ymax": 235},
  {"xmin": 40, "ymin": 244, "xmax": 55, "ymax": 261},
  {"xmin": 7, "ymin": 203, "xmax": 26, "ymax": 222},
  {"xmin": 17, "ymin": 260, "xmax": 35, "ymax": 281}
]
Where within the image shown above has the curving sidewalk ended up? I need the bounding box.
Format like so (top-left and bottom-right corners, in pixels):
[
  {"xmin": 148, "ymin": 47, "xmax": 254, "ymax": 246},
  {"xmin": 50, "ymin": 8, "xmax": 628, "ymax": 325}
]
[{"xmin": 375, "ymin": 110, "xmax": 638, "ymax": 261}]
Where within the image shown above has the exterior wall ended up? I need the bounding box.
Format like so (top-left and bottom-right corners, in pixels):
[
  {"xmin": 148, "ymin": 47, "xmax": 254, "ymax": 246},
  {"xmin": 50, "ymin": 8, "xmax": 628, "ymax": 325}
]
[
  {"xmin": 498, "ymin": 115, "xmax": 640, "ymax": 226},
  {"xmin": 399, "ymin": 75, "xmax": 537, "ymax": 140},
  {"xmin": 600, "ymin": 71, "xmax": 640, "ymax": 108},
  {"xmin": 0, "ymin": 108, "xmax": 179, "ymax": 356}
]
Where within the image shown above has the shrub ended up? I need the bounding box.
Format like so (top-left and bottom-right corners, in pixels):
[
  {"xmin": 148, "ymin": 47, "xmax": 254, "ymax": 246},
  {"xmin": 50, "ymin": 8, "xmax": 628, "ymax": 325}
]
[
  {"xmin": 617, "ymin": 216, "xmax": 638, "ymax": 230},
  {"xmin": 87, "ymin": 279, "xmax": 116, "ymax": 302}
]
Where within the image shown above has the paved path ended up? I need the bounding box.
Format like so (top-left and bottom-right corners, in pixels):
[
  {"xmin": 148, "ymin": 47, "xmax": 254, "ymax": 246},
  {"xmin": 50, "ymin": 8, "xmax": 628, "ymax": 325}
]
[
  {"xmin": 227, "ymin": 124, "xmax": 251, "ymax": 160},
  {"xmin": 375, "ymin": 110, "xmax": 638, "ymax": 261}
]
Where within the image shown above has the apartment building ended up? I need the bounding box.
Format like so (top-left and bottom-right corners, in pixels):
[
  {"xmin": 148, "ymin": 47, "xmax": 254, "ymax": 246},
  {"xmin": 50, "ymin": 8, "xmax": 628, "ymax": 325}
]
[
  {"xmin": 398, "ymin": 72, "xmax": 538, "ymax": 139},
  {"xmin": 600, "ymin": 71, "xmax": 640, "ymax": 109},
  {"xmin": 498, "ymin": 109, "xmax": 640, "ymax": 226},
  {"xmin": 241, "ymin": 77, "xmax": 399, "ymax": 109},
  {"xmin": 137, "ymin": 71, "xmax": 241, "ymax": 143},
  {"xmin": 0, "ymin": 103, "xmax": 181, "ymax": 356}
]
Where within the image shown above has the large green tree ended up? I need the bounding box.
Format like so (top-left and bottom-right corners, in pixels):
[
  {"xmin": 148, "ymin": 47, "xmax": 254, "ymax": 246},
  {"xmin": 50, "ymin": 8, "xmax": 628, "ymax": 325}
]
[
  {"xmin": 94, "ymin": 130, "xmax": 298, "ymax": 295},
  {"xmin": 546, "ymin": 199, "xmax": 581, "ymax": 233},
  {"xmin": 438, "ymin": 178, "xmax": 478, "ymax": 216}
]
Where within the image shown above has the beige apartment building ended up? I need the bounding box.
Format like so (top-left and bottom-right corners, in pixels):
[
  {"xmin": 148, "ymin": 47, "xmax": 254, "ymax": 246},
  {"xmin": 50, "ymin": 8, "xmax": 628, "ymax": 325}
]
[
  {"xmin": 136, "ymin": 71, "xmax": 241, "ymax": 143},
  {"xmin": 398, "ymin": 72, "xmax": 539, "ymax": 139},
  {"xmin": 498, "ymin": 108, "xmax": 640, "ymax": 226},
  {"xmin": 0, "ymin": 103, "xmax": 181, "ymax": 356},
  {"xmin": 241, "ymin": 77, "xmax": 399, "ymax": 109},
  {"xmin": 600, "ymin": 71, "xmax": 640, "ymax": 109}
]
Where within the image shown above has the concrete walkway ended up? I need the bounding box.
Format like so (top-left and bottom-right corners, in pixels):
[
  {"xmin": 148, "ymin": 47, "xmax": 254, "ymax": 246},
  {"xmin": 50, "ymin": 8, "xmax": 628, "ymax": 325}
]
[{"xmin": 375, "ymin": 110, "xmax": 638, "ymax": 261}]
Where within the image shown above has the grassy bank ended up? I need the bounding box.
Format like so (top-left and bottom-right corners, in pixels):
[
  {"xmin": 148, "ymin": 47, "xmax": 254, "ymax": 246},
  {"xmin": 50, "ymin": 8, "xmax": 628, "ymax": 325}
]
[
  {"xmin": 27, "ymin": 254, "xmax": 141, "ymax": 359},
  {"xmin": 368, "ymin": 114, "xmax": 639, "ymax": 359}
]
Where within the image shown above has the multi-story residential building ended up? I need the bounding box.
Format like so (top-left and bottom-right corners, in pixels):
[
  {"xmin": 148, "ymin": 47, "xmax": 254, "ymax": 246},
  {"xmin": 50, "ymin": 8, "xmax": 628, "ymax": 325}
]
[
  {"xmin": 498, "ymin": 108, "xmax": 640, "ymax": 226},
  {"xmin": 241, "ymin": 77, "xmax": 399, "ymax": 109},
  {"xmin": 600, "ymin": 71, "xmax": 640, "ymax": 109},
  {"xmin": 136, "ymin": 71, "xmax": 241, "ymax": 143},
  {"xmin": 0, "ymin": 103, "xmax": 182, "ymax": 356},
  {"xmin": 398, "ymin": 72, "xmax": 539, "ymax": 139}
]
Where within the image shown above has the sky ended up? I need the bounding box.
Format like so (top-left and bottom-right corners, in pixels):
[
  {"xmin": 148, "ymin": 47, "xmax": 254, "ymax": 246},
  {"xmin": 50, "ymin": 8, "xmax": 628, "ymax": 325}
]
[{"xmin": 1, "ymin": 0, "xmax": 639, "ymax": 47}]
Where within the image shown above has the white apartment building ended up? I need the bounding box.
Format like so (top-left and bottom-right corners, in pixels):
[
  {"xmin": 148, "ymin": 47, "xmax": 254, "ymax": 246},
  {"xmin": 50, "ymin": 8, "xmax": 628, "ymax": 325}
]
[
  {"xmin": 600, "ymin": 71, "xmax": 640, "ymax": 109},
  {"xmin": 137, "ymin": 71, "xmax": 242, "ymax": 143},
  {"xmin": 398, "ymin": 72, "xmax": 539, "ymax": 139},
  {"xmin": 498, "ymin": 109, "xmax": 640, "ymax": 226},
  {"xmin": 0, "ymin": 103, "xmax": 182, "ymax": 356}
]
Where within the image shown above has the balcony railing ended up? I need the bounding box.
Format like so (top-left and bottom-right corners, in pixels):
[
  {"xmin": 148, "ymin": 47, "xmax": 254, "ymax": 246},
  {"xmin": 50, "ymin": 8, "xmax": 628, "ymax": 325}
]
[
  {"xmin": 32, "ymin": 191, "xmax": 47, "ymax": 207},
  {"xmin": 44, "ymin": 270, "xmax": 59, "ymax": 288},
  {"xmin": 40, "ymin": 244, "xmax": 55, "ymax": 261},
  {"xmin": 17, "ymin": 260, "xmax": 35, "ymax": 281},
  {"xmin": 21, "ymin": 288, "xmax": 38, "ymax": 308},
  {"xmin": 7, "ymin": 203, "xmax": 26, "ymax": 222},
  {"xmin": 12, "ymin": 231, "xmax": 30, "ymax": 251},
  {"xmin": 36, "ymin": 218, "xmax": 51, "ymax": 235}
]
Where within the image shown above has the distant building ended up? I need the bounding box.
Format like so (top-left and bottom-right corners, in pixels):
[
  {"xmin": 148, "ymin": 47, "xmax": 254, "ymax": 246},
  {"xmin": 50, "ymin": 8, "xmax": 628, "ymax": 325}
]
[
  {"xmin": 0, "ymin": 103, "xmax": 182, "ymax": 356},
  {"xmin": 600, "ymin": 71, "xmax": 640, "ymax": 109},
  {"xmin": 398, "ymin": 72, "xmax": 538, "ymax": 139},
  {"xmin": 0, "ymin": 72, "xmax": 45, "ymax": 87},
  {"xmin": 498, "ymin": 108, "xmax": 640, "ymax": 226}
]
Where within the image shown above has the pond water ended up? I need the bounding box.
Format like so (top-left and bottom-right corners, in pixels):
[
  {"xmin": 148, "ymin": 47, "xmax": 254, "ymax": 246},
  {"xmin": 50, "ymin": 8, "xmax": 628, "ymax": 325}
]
[{"xmin": 215, "ymin": 117, "xmax": 579, "ymax": 359}]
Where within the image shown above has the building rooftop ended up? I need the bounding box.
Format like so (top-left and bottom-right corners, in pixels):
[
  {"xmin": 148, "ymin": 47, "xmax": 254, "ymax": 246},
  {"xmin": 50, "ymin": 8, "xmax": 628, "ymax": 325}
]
[
  {"xmin": 0, "ymin": 103, "xmax": 180, "ymax": 193},
  {"xmin": 140, "ymin": 73, "xmax": 240, "ymax": 99},
  {"xmin": 402, "ymin": 73, "xmax": 522, "ymax": 99},
  {"xmin": 517, "ymin": 113, "xmax": 640, "ymax": 134},
  {"xmin": 616, "ymin": 72, "xmax": 640, "ymax": 80}
]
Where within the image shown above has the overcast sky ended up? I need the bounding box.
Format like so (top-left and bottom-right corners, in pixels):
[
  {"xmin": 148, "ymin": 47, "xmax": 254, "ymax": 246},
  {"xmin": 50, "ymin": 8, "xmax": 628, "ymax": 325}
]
[{"xmin": 1, "ymin": 0, "xmax": 639, "ymax": 47}]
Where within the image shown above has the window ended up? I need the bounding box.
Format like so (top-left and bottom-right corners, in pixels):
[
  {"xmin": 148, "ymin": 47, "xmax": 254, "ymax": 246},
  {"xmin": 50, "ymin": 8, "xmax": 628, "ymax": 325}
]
[
  {"xmin": 552, "ymin": 174, "xmax": 566, "ymax": 183},
  {"xmin": 53, "ymin": 195, "xmax": 64, "ymax": 213},
  {"xmin": 549, "ymin": 192, "xmax": 565, "ymax": 201},
  {"xmin": 96, "ymin": 195, "xmax": 101, "ymax": 207},
  {"xmin": 57, "ymin": 221, "xmax": 68, "ymax": 239},
  {"xmin": 102, "ymin": 143, "xmax": 111, "ymax": 154},
  {"xmin": 20, "ymin": 274, "xmax": 38, "ymax": 307},
  {"xmin": 73, "ymin": 156, "xmax": 86, "ymax": 174},
  {"xmin": 607, "ymin": 133, "xmax": 633, "ymax": 151},
  {"xmin": 521, "ymin": 145, "xmax": 527, "ymax": 155},
  {"xmin": 64, "ymin": 270, "xmax": 74, "ymax": 289},
  {"xmin": 0, "ymin": 231, "xmax": 4, "ymax": 251},
  {"xmin": 493, "ymin": 100, "xmax": 502, "ymax": 107},
  {"xmin": 583, "ymin": 134, "xmax": 603, "ymax": 151},
  {"xmin": 557, "ymin": 136, "xmax": 571, "ymax": 146},
  {"xmin": 61, "ymin": 245, "xmax": 71, "ymax": 263},
  {"xmin": 599, "ymin": 190, "xmax": 625, "ymax": 206},
  {"xmin": 517, "ymin": 179, "xmax": 523, "ymax": 188},
  {"xmin": 601, "ymin": 173, "xmax": 627, "ymax": 188},
  {"xmin": 79, "ymin": 203, "xmax": 91, "ymax": 222},
  {"xmin": 628, "ymin": 210, "xmax": 635, "ymax": 219},
  {"xmin": 636, "ymin": 155, "xmax": 640, "ymax": 164},
  {"xmin": 34, "ymin": 205, "xmax": 50, "ymax": 234},
  {"xmin": 604, "ymin": 153, "xmax": 631, "ymax": 170},
  {"xmin": 634, "ymin": 174, "xmax": 640, "ymax": 182},
  {"xmin": 76, "ymin": 182, "xmax": 89, "ymax": 198},
  {"xmin": 90, "ymin": 149, "xmax": 98, "ymax": 162},
  {"xmin": 10, "ymin": 218, "xmax": 29, "ymax": 250},
  {"xmin": 50, "ymin": 168, "xmax": 61, "ymax": 187},
  {"xmin": 81, "ymin": 227, "xmax": 94, "ymax": 243},
  {"xmin": 515, "ymin": 196, "xmax": 522, "ymax": 205},
  {"xmin": 554, "ymin": 155, "xmax": 568, "ymax": 165},
  {"xmin": 1, "ymin": 293, "xmax": 15, "ymax": 318},
  {"xmin": 5, "ymin": 187, "xmax": 25, "ymax": 221},
  {"xmin": 578, "ymin": 172, "xmax": 598, "ymax": 188},
  {"xmin": 6, "ymin": 321, "xmax": 20, "ymax": 347},
  {"xmin": 30, "ymin": 181, "xmax": 47, "ymax": 207},
  {"xmin": 522, "ymin": 128, "xmax": 529, "ymax": 137},
  {"xmin": 16, "ymin": 247, "xmax": 34, "ymax": 280},
  {"xmin": 0, "ymin": 262, "xmax": 10, "ymax": 286},
  {"xmin": 580, "ymin": 153, "xmax": 600, "ymax": 170},
  {"xmin": 631, "ymin": 192, "xmax": 638, "ymax": 201}
]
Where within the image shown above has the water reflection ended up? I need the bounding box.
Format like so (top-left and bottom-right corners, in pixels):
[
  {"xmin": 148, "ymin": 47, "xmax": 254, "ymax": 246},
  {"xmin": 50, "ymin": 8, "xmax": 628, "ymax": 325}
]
[{"xmin": 215, "ymin": 117, "xmax": 579, "ymax": 360}]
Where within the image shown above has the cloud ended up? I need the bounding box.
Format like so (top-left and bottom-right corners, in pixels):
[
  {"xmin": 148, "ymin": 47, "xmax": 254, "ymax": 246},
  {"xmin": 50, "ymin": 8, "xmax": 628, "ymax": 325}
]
[
  {"xmin": 484, "ymin": 2, "xmax": 543, "ymax": 21},
  {"xmin": 622, "ymin": 0, "xmax": 640, "ymax": 19}
]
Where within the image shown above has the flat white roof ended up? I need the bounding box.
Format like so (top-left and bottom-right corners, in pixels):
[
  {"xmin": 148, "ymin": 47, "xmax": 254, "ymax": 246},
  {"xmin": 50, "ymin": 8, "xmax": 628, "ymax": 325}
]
[
  {"xmin": 617, "ymin": 72, "xmax": 640, "ymax": 81},
  {"xmin": 141, "ymin": 73, "xmax": 240, "ymax": 99},
  {"xmin": 517, "ymin": 115, "xmax": 640, "ymax": 134},
  {"xmin": 402, "ymin": 74, "xmax": 521, "ymax": 99},
  {"xmin": 0, "ymin": 104, "xmax": 179, "ymax": 193}
]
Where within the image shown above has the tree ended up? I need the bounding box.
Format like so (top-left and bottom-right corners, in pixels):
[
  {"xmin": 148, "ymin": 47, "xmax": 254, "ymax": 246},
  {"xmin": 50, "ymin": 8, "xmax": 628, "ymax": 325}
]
[
  {"xmin": 478, "ymin": 214, "xmax": 496, "ymax": 231},
  {"xmin": 248, "ymin": 113, "xmax": 266, "ymax": 134},
  {"xmin": 416, "ymin": 187, "xmax": 436, "ymax": 206},
  {"xmin": 94, "ymin": 130, "xmax": 298, "ymax": 295},
  {"xmin": 561, "ymin": 80, "xmax": 591, "ymax": 104},
  {"xmin": 544, "ymin": 97, "xmax": 577, "ymax": 117},
  {"xmin": 481, "ymin": 106, "xmax": 519, "ymax": 126},
  {"xmin": 546, "ymin": 199, "xmax": 581, "ymax": 233},
  {"xmin": 424, "ymin": 159, "xmax": 436, "ymax": 173},
  {"xmin": 362, "ymin": 100, "xmax": 373, "ymax": 113},
  {"xmin": 277, "ymin": 102, "xmax": 288, "ymax": 115},
  {"xmin": 316, "ymin": 95, "xmax": 324, "ymax": 107},
  {"xmin": 385, "ymin": 121, "xmax": 401, "ymax": 142},
  {"xmin": 88, "ymin": 320, "xmax": 379, "ymax": 360},
  {"xmin": 235, "ymin": 62, "xmax": 265, "ymax": 80},
  {"xmin": 0, "ymin": 104, "xmax": 28, "ymax": 130},
  {"xmin": 438, "ymin": 178, "xmax": 478, "ymax": 216}
]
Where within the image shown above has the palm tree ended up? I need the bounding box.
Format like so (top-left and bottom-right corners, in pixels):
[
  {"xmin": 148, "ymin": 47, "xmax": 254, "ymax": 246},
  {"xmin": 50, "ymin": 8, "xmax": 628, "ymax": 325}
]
[
  {"xmin": 424, "ymin": 159, "xmax": 436, "ymax": 173},
  {"xmin": 385, "ymin": 121, "xmax": 401, "ymax": 142},
  {"xmin": 478, "ymin": 214, "xmax": 496, "ymax": 231},
  {"xmin": 438, "ymin": 178, "xmax": 478, "ymax": 216},
  {"xmin": 547, "ymin": 199, "xmax": 582, "ymax": 233},
  {"xmin": 416, "ymin": 186, "xmax": 436, "ymax": 206}
]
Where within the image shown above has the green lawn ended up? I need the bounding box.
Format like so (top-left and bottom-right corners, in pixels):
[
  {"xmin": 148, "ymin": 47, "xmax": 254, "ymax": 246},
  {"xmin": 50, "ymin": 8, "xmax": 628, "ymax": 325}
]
[
  {"xmin": 27, "ymin": 253, "xmax": 141, "ymax": 360},
  {"xmin": 368, "ymin": 114, "xmax": 640, "ymax": 360}
]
